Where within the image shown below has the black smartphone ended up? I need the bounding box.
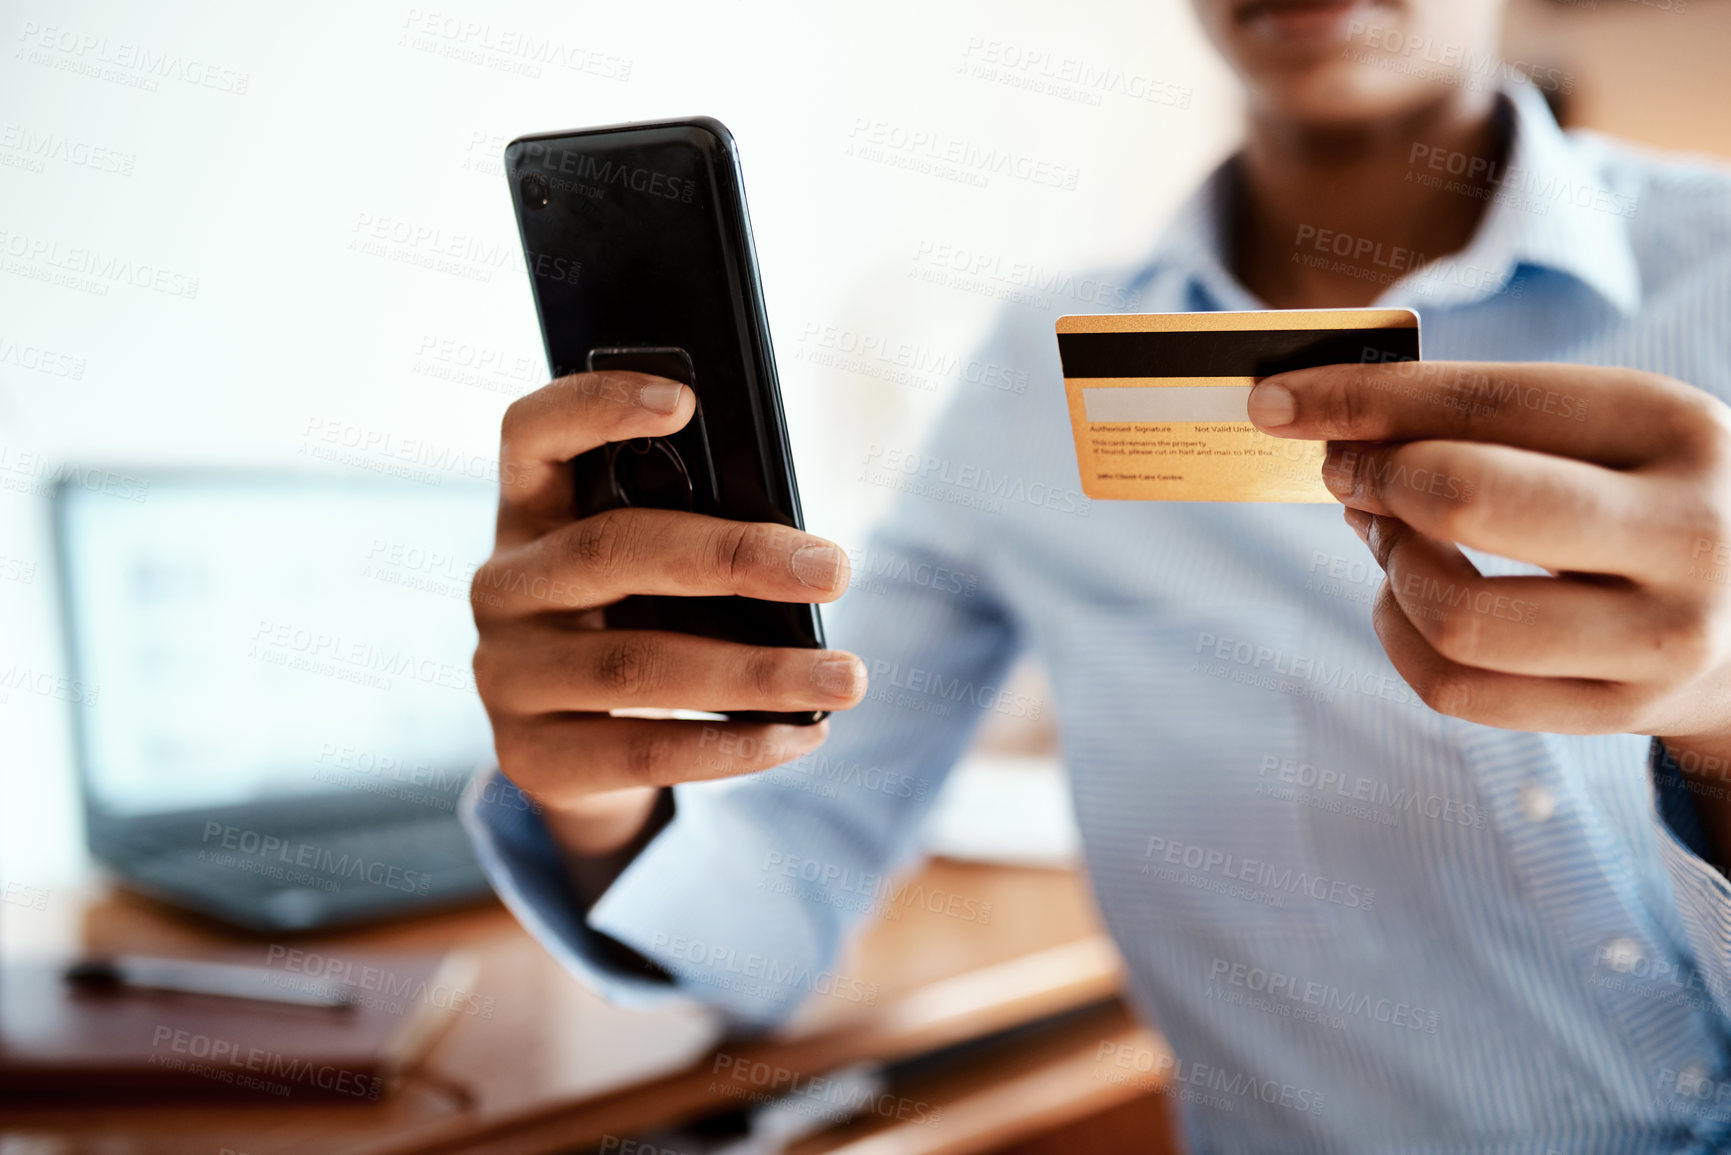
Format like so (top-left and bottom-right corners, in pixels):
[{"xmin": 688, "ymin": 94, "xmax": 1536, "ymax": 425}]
[{"xmin": 504, "ymin": 117, "xmax": 825, "ymax": 726}]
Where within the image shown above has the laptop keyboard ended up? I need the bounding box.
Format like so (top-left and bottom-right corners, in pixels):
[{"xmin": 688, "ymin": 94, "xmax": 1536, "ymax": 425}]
[{"xmin": 129, "ymin": 814, "xmax": 488, "ymax": 929}]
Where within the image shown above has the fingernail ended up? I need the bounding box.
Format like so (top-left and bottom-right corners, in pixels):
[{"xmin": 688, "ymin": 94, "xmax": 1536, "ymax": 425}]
[
  {"xmin": 1343, "ymin": 507, "xmax": 1372, "ymax": 544},
  {"xmin": 790, "ymin": 543, "xmax": 843, "ymax": 591},
  {"xmin": 809, "ymin": 654, "xmax": 865, "ymax": 698},
  {"xmin": 637, "ymin": 382, "xmax": 685, "ymax": 414},
  {"xmin": 770, "ymin": 721, "xmax": 829, "ymax": 761},
  {"xmin": 1247, "ymin": 382, "xmax": 1296, "ymax": 428},
  {"xmin": 1321, "ymin": 447, "xmax": 1354, "ymax": 500}
]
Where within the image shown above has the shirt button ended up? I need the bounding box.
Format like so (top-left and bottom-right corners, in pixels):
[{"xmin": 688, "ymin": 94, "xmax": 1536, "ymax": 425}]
[
  {"xmin": 1678, "ymin": 1060, "xmax": 1711, "ymax": 1096},
  {"xmin": 1603, "ymin": 936, "xmax": 1644, "ymax": 974},
  {"xmin": 1519, "ymin": 780, "xmax": 1557, "ymax": 823}
]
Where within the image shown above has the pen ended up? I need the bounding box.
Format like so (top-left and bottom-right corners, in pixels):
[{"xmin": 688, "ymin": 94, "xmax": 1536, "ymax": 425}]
[{"xmin": 64, "ymin": 955, "xmax": 355, "ymax": 1010}]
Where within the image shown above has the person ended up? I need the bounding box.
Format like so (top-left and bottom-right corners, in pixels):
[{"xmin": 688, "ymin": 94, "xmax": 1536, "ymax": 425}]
[{"xmin": 462, "ymin": 0, "xmax": 1731, "ymax": 1147}]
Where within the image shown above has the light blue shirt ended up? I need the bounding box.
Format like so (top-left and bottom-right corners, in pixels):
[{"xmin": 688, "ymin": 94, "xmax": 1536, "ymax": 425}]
[{"xmin": 464, "ymin": 85, "xmax": 1731, "ymax": 1153}]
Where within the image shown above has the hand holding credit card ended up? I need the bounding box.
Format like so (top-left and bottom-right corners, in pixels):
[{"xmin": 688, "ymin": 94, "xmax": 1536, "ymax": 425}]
[{"xmin": 1056, "ymin": 309, "xmax": 1420, "ymax": 502}]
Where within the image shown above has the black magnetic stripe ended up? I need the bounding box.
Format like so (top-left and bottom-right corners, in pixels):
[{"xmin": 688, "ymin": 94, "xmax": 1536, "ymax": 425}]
[{"xmin": 1056, "ymin": 326, "xmax": 1419, "ymax": 379}]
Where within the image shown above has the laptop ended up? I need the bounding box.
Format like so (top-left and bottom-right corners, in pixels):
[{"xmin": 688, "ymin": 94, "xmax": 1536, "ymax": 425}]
[{"xmin": 53, "ymin": 473, "xmax": 504, "ymax": 932}]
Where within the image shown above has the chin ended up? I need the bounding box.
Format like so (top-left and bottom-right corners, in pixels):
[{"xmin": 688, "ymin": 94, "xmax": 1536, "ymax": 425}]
[
  {"xmin": 1247, "ymin": 59, "xmax": 1455, "ymax": 129},
  {"xmin": 1194, "ymin": 0, "xmax": 1504, "ymax": 129}
]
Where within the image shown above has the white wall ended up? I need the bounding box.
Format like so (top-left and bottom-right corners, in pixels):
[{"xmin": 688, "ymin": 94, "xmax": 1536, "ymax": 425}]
[{"xmin": 0, "ymin": 0, "xmax": 1240, "ymax": 888}]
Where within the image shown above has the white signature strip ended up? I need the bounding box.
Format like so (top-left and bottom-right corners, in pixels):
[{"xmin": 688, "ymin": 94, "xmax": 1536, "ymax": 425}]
[{"xmin": 1082, "ymin": 385, "xmax": 1254, "ymax": 423}]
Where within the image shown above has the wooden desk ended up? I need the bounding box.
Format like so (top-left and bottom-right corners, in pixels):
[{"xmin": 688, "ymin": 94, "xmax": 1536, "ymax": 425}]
[{"xmin": 0, "ymin": 861, "xmax": 1175, "ymax": 1154}]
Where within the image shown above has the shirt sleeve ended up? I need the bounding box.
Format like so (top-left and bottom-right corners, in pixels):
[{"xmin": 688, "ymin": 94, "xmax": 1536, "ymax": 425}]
[
  {"xmin": 460, "ymin": 767, "xmax": 694, "ymax": 1013},
  {"xmin": 462, "ymin": 431, "xmax": 1027, "ymax": 1031},
  {"xmin": 1648, "ymin": 739, "xmax": 1731, "ymax": 1022}
]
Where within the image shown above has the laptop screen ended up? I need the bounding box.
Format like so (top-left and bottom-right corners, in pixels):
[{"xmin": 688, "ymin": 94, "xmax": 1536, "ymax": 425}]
[{"xmin": 56, "ymin": 475, "xmax": 501, "ymax": 818}]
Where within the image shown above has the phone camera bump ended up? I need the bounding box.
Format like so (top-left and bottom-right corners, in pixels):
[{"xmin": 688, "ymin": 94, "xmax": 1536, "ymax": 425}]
[{"xmin": 519, "ymin": 172, "xmax": 550, "ymax": 210}]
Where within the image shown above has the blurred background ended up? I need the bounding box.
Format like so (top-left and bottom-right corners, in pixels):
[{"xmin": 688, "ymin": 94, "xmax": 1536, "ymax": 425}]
[
  {"xmin": 1, "ymin": 0, "xmax": 1729, "ymax": 1145},
  {"xmin": 0, "ymin": 0, "xmax": 1247, "ymax": 894},
  {"xmin": 8, "ymin": 0, "xmax": 1725, "ymax": 896}
]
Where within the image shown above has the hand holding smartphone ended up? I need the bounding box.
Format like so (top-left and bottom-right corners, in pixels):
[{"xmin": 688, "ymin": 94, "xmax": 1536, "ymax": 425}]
[{"xmin": 470, "ymin": 118, "xmax": 864, "ymax": 866}]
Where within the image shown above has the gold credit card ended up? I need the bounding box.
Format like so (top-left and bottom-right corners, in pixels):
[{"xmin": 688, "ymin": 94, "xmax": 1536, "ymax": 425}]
[{"xmin": 1055, "ymin": 309, "xmax": 1420, "ymax": 502}]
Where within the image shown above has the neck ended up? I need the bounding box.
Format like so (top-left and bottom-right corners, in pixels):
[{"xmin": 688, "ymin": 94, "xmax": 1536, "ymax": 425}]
[{"xmin": 1231, "ymin": 91, "xmax": 1509, "ymax": 309}]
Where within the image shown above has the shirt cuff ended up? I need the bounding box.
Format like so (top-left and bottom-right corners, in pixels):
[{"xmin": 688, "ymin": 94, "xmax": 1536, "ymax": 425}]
[
  {"xmin": 587, "ymin": 780, "xmax": 843, "ymax": 1031},
  {"xmin": 458, "ymin": 767, "xmax": 700, "ymax": 1014}
]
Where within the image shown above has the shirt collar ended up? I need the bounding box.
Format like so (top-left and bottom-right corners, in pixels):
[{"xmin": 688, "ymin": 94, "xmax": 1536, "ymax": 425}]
[{"xmin": 1146, "ymin": 83, "xmax": 1643, "ymax": 317}]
